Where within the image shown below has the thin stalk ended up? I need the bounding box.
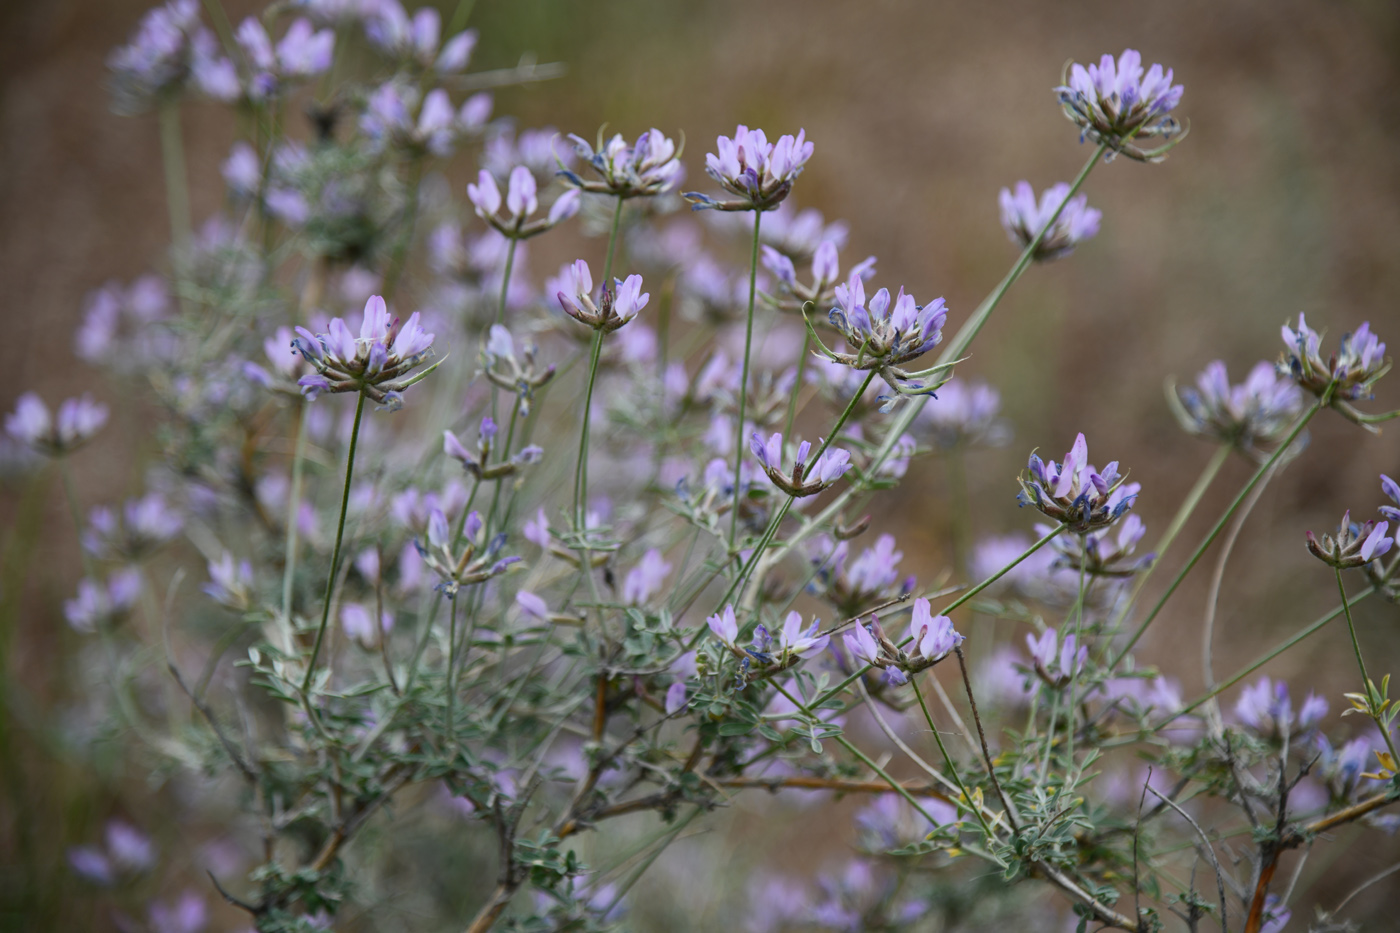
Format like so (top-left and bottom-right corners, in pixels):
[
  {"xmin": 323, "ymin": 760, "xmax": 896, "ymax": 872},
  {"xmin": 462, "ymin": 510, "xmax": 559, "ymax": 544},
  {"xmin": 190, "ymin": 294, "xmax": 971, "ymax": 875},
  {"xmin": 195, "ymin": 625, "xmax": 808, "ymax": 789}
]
[
  {"xmin": 446, "ymin": 0, "xmax": 477, "ymax": 34},
  {"xmin": 57, "ymin": 461, "xmax": 96, "ymax": 579},
  {"xmin": 602, "ymin": 194, "xmax": 625, "ymax": 283},
  {"xmin": 495, "ymin": 236, "xmax": 518, "ymax": 327},
  {"xmin": 302, "ymin": 392, "xmax": 367, "ymax": 691},
  {"xmin": 446, "ymin": 594, "xmax": 459, "ymax": 741},
  {"xmin": 1169, "ymin": 585, "xmax": 1376, "ymax": 723},
  {"xmin": 1109, "ymin": 400, "xmax": 1321, "ymax": 669},
  {"xmin": 1104, "ymin": 442, "xmax": 1230, "ymax": 647},
  {"xmin": 1336, "ymin": 569, "xmax": 1400, "ymax": 764},
  {"xmin": 280, "ymin": 402, "xmax": 310, "ymax": 652},
  {"xmin": 573, "ymin": 331, "xmax": 605, "ymax": 530},
  {"xmin": 158, "ymin": 100, "xmax": 191, "ymax": 257},
  {"xmin": 910, "ymin": 675, "xmax": 998, "ymax": 840},
  {"xmin": 728, "ymin": 209, "xmax": 763, "ymax": 551},
  {"xmin": 783, "ymin": 330, "xmax": 812, "ymax": 440}
]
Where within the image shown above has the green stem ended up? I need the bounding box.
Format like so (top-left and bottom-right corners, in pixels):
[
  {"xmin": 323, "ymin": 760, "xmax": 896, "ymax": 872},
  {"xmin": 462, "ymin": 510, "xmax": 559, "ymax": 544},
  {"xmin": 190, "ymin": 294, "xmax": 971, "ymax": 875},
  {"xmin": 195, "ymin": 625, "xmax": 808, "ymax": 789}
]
[
  {"xmin": 573, "ymin": 331, "xmax": 605, "ymax": 530},
  {"xmin": 728, "ymin": 209, "xmax": 763, "ymax": 551},
  {"xmin": 1109, "ymin": 401, "xmax": 1321, "ymax": 669},
  {"xmin": 302, "ymin": 392, "xmax": 367, "ymax": 691},
  {"xmin": 495, "ymin": 236, "xmax": 519, "ymax": 328},
  {"xmin": 1169, "ymin": 585, "xmax": 1376, "ymax": 722},
  {"xmin": 1336, "ymin": 569, "xmax": 1400, "ymax": 764},
  {"xmin": 446, "ymin": 0, "xmax": 477, "ymax": 34},
  {"xmin": 281, "ymin": 402, "xmax": 310, "ymax": 649},
  {"xmin": 602, "ymin": 195, "xmax": 625, "ymax": 284},
  {"xmin": 910, "ymin": 674, "xmax": 998, "ymax": 840},
  {"xmin": 158, "ymin": 100, "xmax": 191, "ymax": 312},
  {"xmin": 783, "ymin": 330, "xmax": 812, "ymax": 440},
  {"xmin": 1101, "ymin": 443, "xmax": 1230, "ymax": 648},
  {"xmin": 446, "ymin": 593, "xmax": 459, "ymax": 741}
]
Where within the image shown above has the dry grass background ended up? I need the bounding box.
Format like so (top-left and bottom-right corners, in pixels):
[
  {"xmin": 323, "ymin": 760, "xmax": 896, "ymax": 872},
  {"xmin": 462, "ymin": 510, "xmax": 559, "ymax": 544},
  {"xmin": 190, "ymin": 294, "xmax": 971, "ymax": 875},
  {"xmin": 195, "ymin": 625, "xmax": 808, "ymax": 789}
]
[{"xmin": 2, "ymin": 0, "xmax": 1399, "ymax": 928}]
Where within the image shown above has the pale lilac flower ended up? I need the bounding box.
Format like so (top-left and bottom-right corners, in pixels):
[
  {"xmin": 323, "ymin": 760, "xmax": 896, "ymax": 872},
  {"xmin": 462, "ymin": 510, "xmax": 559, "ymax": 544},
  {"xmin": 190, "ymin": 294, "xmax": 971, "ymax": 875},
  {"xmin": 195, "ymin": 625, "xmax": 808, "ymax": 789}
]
[
  {"xmin": 665, "ymin": 681, "xmax": 688, "ymax": 715},
  {"xmin": 203, "ymin": 552, "xmax": 253, "ymax": 610},
  {"xmin": 1018, "ymin": 432, "xmax": 1136, "ymax": 531},
  {"xmin": 1056, "ymin": 49, "xmax": 1186, "ymax": 161},
  {"xmin": 748, "ymin": 431, "xmax": 853, "ymax": 497},
  {"xmin": 360, "ymin": 81, "xmax": 482, "ymax": 156},
  {"xmin": 623, "ymin": 548, "xmax": 671, "ymax": 605},
  {"xmin": 415, "ymin": 507, "xmax": 518, "ymax": 598},
  {"xmin": 1235, "ymin": 677, "xmax": 1323, "ymax": 739},
  {"xmin": 917, "ymin": 379, "xmax": 1009, "ymax": 449},
  {"xmin": 106, "ymin": 0, "xmax": 217, "ymax": 113},
  {"xmin": 290, "ymin": 295, "xmax": 437, "ymax": 408},
  {"xmin": 777, "ymin": 611, "xmax": 830, "ymax": 660},
  {"xmin": 468, "ymin": 166, "xmax": 578, "ymax": 238},
  {"xmin": 1042, "ymin": 513, "xmax": 1152, "ymax": 578},
  {"xmin": 998, "ymin": 181, "xmax": 1101, "ymax": 261},
  {"xmin": 105, "ymin": 820, "xmax": 156, "ymax": 871},
  {"xmin": 516, "ymin": 591, "xmax": 548, "ymax": 620},
  {"xmin": 556, "ymin": 260, "xmax": 650, "ymax": 333},
  {"xmin": 1259, "ymin": 894, "xmax": 1290, "ymax": 933},
  {"xmin": 341, "ymin": 602, "xmax": 393, "ymax": 647},
  {"xmin": 365, "ymin": 1, "xmax": 476, "ymax": 72},
  {"xmin": 67, "ymin": 846, "xmax": 114, "ymax": 885},
  {"xmin": 221, "ymin": 141, "xmax": 261, "ymax": 195},
  {"xmin": 906, "ymin": 598, "xmax": 962, "ymax": 663},
  {"xmin": 818, "ymin": 272, "xmax": 950, "ymax": 405},
  {"xmin": 148, "ymin": 890, "xmax": 207, "ymax": 933},
  {"xmin": 685, "ymin": 125, "xmax": 813, "ymax": 211},
  {"xmin": 975, "ymin": 646, "xmax": 1033, "ymax": 707},
  {"xmin": 707, "ymin": 604, "xmax": 740, "ymax": 649},
  {"xmin": 759, "ymin": 203, "xmax": 848, "ymax": 262},
  {"xmin": 5, "ymin": 392, "xmax": 108, "ymax": 457},
  {"xmin": 1306, "ymin": 511, "xmax": 1393, "ymax": 569},
  {"xmin": 1382, "ymin": 474, "xmax": 1400, "ymax": 523},
  {"xmin": 1172, "ymin": 360, "xmax": 1304, "ymax": 454},
  {"xmin": 842, "ymin": 622, "xmax": 882, "ymax": 667},
  {"xmin": 233, "ymin": 16, "xmax": 334, "ymax": 98},
  {"xmin": 1026, "ymin": 627, "xmax": 1086, "ymax": 687},
  {"xmin": 562, "ymin": 128, "xmax": 683, "ymax": 198},
  {"xmin": 809, "ymin": 533, "xmax": 910, "ymax": 616},
  {"xmin": 83, "ymin": 494, "xmax": 183, "ymax": 561},
  {"xmin": 1279, "ymin": 314, "xmax": 1389, "ymax": 417}
]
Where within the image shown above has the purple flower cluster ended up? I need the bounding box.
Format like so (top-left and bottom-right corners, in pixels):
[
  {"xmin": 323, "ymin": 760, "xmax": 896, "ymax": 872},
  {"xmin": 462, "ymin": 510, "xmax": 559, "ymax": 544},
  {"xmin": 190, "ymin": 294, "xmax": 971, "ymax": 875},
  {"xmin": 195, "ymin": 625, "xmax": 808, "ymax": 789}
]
[
  {"xmin": 1026, "ymin": 626, "xmax": 1087, "ymax": 687},
  {"xmin": 816, "ymin": 273, "xmax": 949, "ymax": 405},
  {"xmin": 916, "ymin": 378, "xmax": 1009, "ymax": 450},
  {"xmin": 1171, "ymin": 359, "xmax": 1304, "ymax": 455},
  {"xmin": 361, "ymin": 82, "xmax": 493, "ymax": 156},
  {"xmin": 997, "ymin": 180, "xmax": 1101, "ymax": 261},
  {"xmin": 1056, "ymin": 49, "xmax": 1185, "ymax": 161},
  {"xmin": 749, "ymin": 431, "xmax": 852, "ymax": 498},
  {"xmin": 685, "ymin": 125, "xmax": 813, "ymax": 212},
  {"xmin": 468, "ymin": 166, "xmax": 579, "ymax": 238},
  {"xmin": 233, "ymin": 16, "xmax": 335, "ymax": 100},
  {"xmin": 5, "ymin": 392, "xmax": 108, "ymax": 457},
  {"xmin": 1017, "ymin": 433, "xmax": 1137, "ymax": 532},
  {"xmin": 1234, "ymin": 676, "xmax": 1328, "ymax": 740},
  {"xmin": 1306, "ymin": 511, "xmax": 1392, "ymax": 570},
  {"xmin": 415, "ymin": 508, "xmax": 519, "ymax": 598},
  {"xmin": 106, "ymin": 0, "xmax": 229, "ymax": 113},
  {"xmin": 1279, "ymin": 314, "xmax": 1389, "ymax": 415},
  {"xmin": 561, "ymin": 128, "xmax": 684, "ymax": 198},
  {"xmin": 444, "ymin": 416, "xmax": 542, "ymax": 480},
  {"xmin": 291, "ymin": 295, "xmax": 438, "ymax": 408},
  {"xmin": 555, "ymin": 260, "xmax": 650, "ymax": 333},
  {"xmin": 364, "ymin": 0, "xmax": 478, "ymax": 72}
]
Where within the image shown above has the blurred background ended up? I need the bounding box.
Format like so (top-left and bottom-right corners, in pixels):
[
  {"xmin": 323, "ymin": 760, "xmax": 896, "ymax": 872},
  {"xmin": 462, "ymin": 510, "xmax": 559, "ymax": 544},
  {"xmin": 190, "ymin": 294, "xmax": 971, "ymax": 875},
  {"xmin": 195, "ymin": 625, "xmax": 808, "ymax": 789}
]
[{"xmin": 2, "ymin": 0, "xmax": 1399, "ymax": 929}]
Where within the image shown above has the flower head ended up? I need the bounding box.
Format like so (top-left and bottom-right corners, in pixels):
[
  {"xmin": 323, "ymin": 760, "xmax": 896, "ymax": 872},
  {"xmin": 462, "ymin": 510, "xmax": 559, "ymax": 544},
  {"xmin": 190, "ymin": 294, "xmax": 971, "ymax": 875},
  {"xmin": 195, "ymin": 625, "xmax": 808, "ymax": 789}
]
[
  {"xmin": 468, "ymin": 165, "xmax": 577, "ymax": 238},
  {"xmin": 561, "ymin": 128, "xmax": 683, "ymax": 198},
  {"xmin": 5, "ymin": 393, "xmax": 108, "ymax": 457},
  {"xmin": 1278, "ymin": 314, "xmax": 1389, "ymax": 426},
  {"xmin": 1056, "ymin": 49, "xmax": 1186, "ymax": 161},
  {"xmin": 1306, "ymin": 511, "xmax": 1392, "ymax": 570},
  {"xmin": 1018, "ymin": 433, "xmax": 1137, "ymax": 532},
  {"xmin": 998, "ymin": 181, "xmax": 1101, "ymax": 261},
  {"xmin": 289, "ymin": 295, "xmax": 438, "ymax": 408},
  {"xmin": 364, "ymin": 0, "xmax": 477, "ymax": 72},
  {"xmin": 1171, "ymin": 360, "xmax": 1304, "ymax": 455},
  {"xmin": 1026, "ymin": 627, "xmax": 1087, "ymax": 687},
  {"xmin": 748, "ymin": 431, "xmax": 852, "ymax": 498},
  {"xmin": 414, "ymin": 507, "xmax": 518, "ymax": 598},
  {"xmin": 777, "ymin": 611, "xmax": 830, "ymax": 661},
  {"xmin": 107, "ymin": 0, "xmax": 229, "ymax": 113},
  {"xmin": 203, "ymin": 552, "xmax": 254, "ymax": 610},
  {"xmin": 64, "ymin": 569, "xmax": 142, "ymax": 633},
  {"xmin": 444, "ymin": 416, "xmax": 542, "ymax": 481},
  {"xmin": 685, "ymin": 125, "xmax": 813, "ymax": 212},
  {"xmin": 906, "ymin": 599, "xmax": 962, "ymax": 664},
  {"xmin": 83, "ymin": 494, "xmax": 183, "ymax": 561},
  {"xmin": 1041, "ymin": 514, "xmax": 1153, "ymax": 578},
  {"xmin": 556, "ymin": 260, "xmax": 650, "ymax": 333},
  {"xmin": 479, "ymin": 326, "xmax": 556, "ymax": 418},
  {"xmin": 815, "ymin": 273, "xmax": 951, "ymax": 406},
  {"xmin": 361, "ymin": 82, "xmax": 490, "ymax": 157},
  {"xmin": 623, "ymin": 549, "xmax": 671, "ymax": 605},
  {"xmin": 809, "ymin": 533, "xmax": 911, "ymax": 616},
  {"xmin": 707, "ymin": 604, "xmax": 740, "ymax": 649},
  {"xmin": 1235, "ymin": 677, "xmax": 1325, "ymax": 740}
]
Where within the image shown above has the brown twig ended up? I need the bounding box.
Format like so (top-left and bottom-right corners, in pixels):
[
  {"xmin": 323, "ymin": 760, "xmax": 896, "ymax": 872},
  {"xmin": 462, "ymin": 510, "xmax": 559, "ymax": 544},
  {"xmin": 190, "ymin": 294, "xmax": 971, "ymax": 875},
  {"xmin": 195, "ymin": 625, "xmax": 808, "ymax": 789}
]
[{"xmin": 954, "ymin": 646, "xmax": 1018, "ymax": 830}]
